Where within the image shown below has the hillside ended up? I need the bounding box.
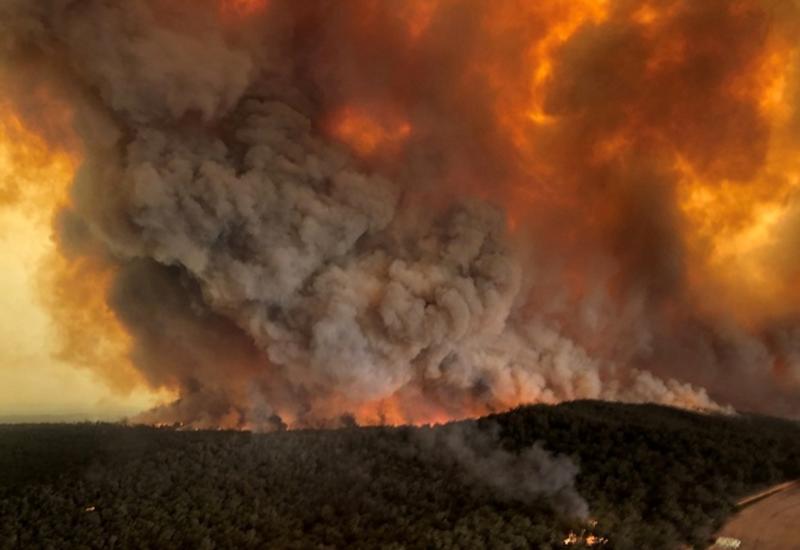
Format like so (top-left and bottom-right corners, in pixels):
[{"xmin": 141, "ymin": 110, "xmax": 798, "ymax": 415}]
[{"xmin": 1, "ymin": 401, "xmax": 799, "ymax": 549}]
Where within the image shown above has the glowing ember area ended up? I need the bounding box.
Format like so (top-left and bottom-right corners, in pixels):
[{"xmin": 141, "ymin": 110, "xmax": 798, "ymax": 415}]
[
  {"xmin": 3, "ymin": 0, "xmax": 800, "ymax": 428},
  {"xmin": 712, "ymin": 536, "xmax": 742, "ymax": 548},
  {"xmin": 564, "ymin": 519, "xmax": 608, "ymax": 546},
  {"xmin": 564, "ymin": 532, "xmax": 608, "ymax": 547},
  {"xmin": 337, "ymin": 394, "xmax": 494, "ymax": 428},
  {"xmin": 329, "ymin": 106, "xmax": 412, "ymax": 158}
]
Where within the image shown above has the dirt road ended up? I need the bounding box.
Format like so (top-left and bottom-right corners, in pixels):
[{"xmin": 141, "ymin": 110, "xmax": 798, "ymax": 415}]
[{"xmin": 711, "ymin": 482, "xmax": 800, "ymax": 549}]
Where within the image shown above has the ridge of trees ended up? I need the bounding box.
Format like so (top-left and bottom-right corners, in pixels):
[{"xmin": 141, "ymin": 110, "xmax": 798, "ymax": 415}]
[{"xmin": 1, "ymin": 400, "xmax": 798, "ymax": 549}]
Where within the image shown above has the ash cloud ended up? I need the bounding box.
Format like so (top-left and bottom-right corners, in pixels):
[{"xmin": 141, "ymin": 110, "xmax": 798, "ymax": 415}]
[{"xmin": 1, "ymin": 0, "xmax": 800, "ymax": 426}]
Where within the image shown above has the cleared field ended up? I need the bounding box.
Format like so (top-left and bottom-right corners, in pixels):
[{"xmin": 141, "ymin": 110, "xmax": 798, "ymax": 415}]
[{"xmin": 712, "ymin": 482, "xmax": 800, "ymax": 549}]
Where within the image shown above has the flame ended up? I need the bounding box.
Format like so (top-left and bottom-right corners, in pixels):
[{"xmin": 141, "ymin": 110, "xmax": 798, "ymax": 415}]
[
  {"xmin": 350, "ymin": 396, "xmax": 485, "ymax": 427},
  {"xmin": 564, "ymin": 520, "xmax": 609, "ymax": 547}
]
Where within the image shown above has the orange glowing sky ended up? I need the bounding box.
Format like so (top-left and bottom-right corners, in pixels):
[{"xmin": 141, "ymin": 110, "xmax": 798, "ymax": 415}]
[
  {"xmin": 2, "ymin": 0, "xmax": 800, "ymax": 423},
  {"xmin": 0, "ymin": 108, "xmax": 170, "ymax": 420}
]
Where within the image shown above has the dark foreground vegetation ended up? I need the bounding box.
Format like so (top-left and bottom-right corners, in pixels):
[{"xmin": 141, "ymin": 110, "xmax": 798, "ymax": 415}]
[{"xmin": 1, "ymin": 401, "xmax": 800, "ymax": 549}]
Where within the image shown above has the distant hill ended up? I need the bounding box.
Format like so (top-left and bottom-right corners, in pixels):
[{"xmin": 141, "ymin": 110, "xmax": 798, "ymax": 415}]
[{"xmin": 1, "ymin": 400, "xmax": 799, "ymax": 549}]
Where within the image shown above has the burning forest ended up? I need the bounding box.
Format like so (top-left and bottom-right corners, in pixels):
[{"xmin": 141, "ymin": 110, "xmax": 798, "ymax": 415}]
[{"xmin": 2, "ymin": 0, "xmax": 800, "ymax": 429}]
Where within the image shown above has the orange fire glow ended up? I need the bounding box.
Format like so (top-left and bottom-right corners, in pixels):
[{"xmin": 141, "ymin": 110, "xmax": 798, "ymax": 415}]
[
  {"xmin": 472, "ymin": 0, "xmax": 800, "ymax": 333},
  {"xmin": 231, "ymin": 0, "xmax": 800, "ymax": 424},
  {"xmin": 219, "ymin": 0, "xmax": 269, "ymax": 17},
  {"xmin": 493, "ymin": 1, "xmax": 610, "ymax": 149},
  {"xmin": 329, "ymin": 106, "xmax": 412, "ymax": 158},
  {"xmin": 5, "ymin": 0, "xmax": 800, "ymax": 427},
  {"xmin": 0, "ymin": 101, "xmax": 147, "ymax": 396},
  {"xmin": 0, "ymin": 104, "xmax": 75, "ymax": 211},
  {"xmin": 308, "ymin": 392, "xmax": 501, "ymax": 429},
  {"xmin": 675, "ymin": 30, "xmax": 800, "ymax": 324}
]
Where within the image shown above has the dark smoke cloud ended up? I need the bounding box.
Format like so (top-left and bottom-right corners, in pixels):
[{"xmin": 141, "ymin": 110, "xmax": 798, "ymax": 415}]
[{"xmin": 2, "ymin": 0, "xmax": 800, "ymax": 426}]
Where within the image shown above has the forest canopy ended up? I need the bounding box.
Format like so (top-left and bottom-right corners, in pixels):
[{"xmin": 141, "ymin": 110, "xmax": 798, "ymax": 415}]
[{"xmin": 1, "ymin": 401, "xmax": 799, "ymax": 549}]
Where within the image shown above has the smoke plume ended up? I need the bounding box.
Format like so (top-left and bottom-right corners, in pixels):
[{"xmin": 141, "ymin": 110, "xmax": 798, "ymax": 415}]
[
  {"xmin": 417, "ymin": 421, "xmax": 589, "ymax": 519},
  {"xmin": 2, "ymin": 0, "xmax": 800, "ymax": 426}
]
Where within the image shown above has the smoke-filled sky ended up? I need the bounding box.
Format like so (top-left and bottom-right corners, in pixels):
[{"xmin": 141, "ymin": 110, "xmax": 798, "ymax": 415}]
[{"xmin": 2, "ymin": 0, "xmax": 800, "ymax": 427}]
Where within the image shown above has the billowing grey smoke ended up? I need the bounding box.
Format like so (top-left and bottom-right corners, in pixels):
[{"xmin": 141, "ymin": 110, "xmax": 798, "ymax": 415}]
[
  {"xmin": 417, "ymin": 422, "xmax": 589, "ymax": 519},
  {"xmin": 0, "ymin": 0, "xmax": 752, "ymax": 428}
]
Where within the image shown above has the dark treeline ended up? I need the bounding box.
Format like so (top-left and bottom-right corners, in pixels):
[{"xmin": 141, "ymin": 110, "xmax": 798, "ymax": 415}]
[{"xmin": 1, "ymin": 401, "xmax": 799, "ymax": 549}]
